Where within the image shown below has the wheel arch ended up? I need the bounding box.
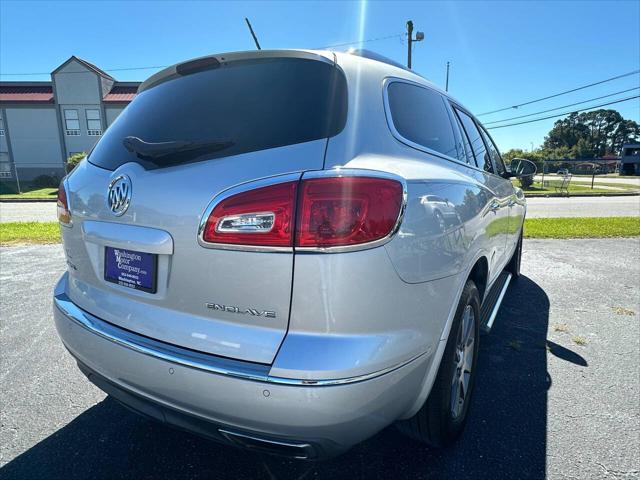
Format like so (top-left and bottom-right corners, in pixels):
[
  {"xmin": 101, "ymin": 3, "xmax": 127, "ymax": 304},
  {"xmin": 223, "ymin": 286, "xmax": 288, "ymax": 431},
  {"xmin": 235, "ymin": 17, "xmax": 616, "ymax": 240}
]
[
  {"xmin": 399, "ymin": 252, "xmax": 489, "ymax": 420},
  {"xmin": 467, "ymin": 256, "xmax": 489, "ymax": 303}
]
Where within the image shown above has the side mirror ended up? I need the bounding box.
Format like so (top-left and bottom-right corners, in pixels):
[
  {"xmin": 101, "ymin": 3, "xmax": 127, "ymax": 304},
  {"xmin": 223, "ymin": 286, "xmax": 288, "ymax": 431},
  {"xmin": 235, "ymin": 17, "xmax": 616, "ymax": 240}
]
[{"xmin": 510, "ymin": 158, "xmax": 537, "ymax": 178}]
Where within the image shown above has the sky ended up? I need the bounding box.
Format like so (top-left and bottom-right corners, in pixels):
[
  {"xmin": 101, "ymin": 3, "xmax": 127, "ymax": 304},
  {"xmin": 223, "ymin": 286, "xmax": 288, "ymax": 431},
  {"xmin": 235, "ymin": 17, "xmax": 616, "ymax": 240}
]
[{"xmin": 1, "ymin": 0, "xmax": 639, "ymax": 152}]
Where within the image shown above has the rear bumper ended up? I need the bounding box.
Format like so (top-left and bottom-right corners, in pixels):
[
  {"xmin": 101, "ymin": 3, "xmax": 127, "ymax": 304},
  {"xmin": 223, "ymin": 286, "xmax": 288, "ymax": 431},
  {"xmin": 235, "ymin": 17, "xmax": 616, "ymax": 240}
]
[{"xmin": 53, "ymin": 273, "xmax": 430, "ymax": 458}]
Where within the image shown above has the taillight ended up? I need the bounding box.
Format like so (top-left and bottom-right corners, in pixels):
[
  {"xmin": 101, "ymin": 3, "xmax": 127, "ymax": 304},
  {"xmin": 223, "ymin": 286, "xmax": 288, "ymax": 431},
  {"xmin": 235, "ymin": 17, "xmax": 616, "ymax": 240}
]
[
  {"xmin": 57, "ymin": 181, "xmax": 72, "ymax": 225},
  {"xmin": 202, "ymin": 181, "xmax": 298, "ymax": 247},
  {"xmin": 296, "ymin": 177, "xmax": 403, "ymax": 248},
  {"xmin": 200, "ymin": 174, "xmax": 404, "ymax": 250}
]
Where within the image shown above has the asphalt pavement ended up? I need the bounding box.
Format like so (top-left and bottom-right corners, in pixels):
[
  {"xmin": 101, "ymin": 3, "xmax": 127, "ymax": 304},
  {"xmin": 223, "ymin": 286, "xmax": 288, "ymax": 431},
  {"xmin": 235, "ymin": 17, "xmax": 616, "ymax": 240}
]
[
  {"xmin": 525, "ymin": 195, "xmax": 640, "ymax": 218},
  {"xmin": 1, "ymin": 239, "xmax": 639, "ymax": 479},
  {"xmin": 0, "ymin": 203, "xmax": 57, "ymax": 223}
]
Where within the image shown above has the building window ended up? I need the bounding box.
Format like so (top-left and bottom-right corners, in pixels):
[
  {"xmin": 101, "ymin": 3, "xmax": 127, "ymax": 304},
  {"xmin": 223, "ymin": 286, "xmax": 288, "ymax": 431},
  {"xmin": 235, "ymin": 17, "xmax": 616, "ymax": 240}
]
[
  {"xmin": 64, "ymin": 109, "xmax": 80, "ymax": 134},
  {"xmin": 86, "ymin": 109, "xmax": 102, "ymax": 131}
]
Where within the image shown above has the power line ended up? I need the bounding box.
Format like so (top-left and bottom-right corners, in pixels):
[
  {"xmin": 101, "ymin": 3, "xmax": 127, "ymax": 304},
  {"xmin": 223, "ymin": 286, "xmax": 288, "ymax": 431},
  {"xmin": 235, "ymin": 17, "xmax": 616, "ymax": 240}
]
[
  {"xmin": 486, "ymin": 95, "xmax": 640, "ymax": 129},
  {"xmin": 484, "ymin": 87, "xmax": 640, "ymax": 125},
  {"xmin": 316, "ymin": 32, "xmax": 405, "ymax": 50},
  {"xmin": 0, "ymin": 33, "xmax": 406, "ymax": 77},
  {"xmin": 477, "ymin": 70, "xmax": 640, "ymax": 116}
]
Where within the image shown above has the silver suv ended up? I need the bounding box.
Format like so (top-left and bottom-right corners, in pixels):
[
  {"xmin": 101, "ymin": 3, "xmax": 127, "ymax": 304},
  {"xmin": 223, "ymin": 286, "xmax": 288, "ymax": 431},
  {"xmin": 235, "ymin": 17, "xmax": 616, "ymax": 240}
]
[{"xmin": 53, "ymin": 49, "xmax": 532, "ymax": 459}]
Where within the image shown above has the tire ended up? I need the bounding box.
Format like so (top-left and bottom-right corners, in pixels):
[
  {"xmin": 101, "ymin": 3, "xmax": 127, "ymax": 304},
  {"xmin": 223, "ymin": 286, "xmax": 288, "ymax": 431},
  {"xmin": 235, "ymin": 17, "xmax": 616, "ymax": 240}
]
[
  {"xmin": 506, "ymin": 229, "xmax": 523, "ymax": 278},
  {"xmin": 396, "ymin": 280, "xmax": 481, "ymax": 447}
]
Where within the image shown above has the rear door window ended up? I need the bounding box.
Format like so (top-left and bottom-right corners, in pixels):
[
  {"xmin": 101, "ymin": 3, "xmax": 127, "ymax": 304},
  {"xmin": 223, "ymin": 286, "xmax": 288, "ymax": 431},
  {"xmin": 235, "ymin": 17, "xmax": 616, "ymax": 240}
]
[
  {"xmin": 450, "ymin": 108, "xmax": 476, "ymax": 165},
  {"xmin": 480, "ymin": 127, "xmax": 506, "ymax": 176},
  {"xmin": 387, "ymin": 82, "xmax": 460, "ymax": 159},
  {"xmin": 89, "ymin": 57, "xmax": 348, "ymax": 170},
  {"xmin": 455, "ymin": 108, "xmax": 493, "ymax": 173}
]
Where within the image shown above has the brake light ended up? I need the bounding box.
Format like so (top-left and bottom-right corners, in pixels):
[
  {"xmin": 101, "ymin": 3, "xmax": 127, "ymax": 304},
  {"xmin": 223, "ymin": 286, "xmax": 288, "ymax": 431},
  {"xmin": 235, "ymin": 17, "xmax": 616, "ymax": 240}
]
[
  {"xmin": 200, "ymin": 175, "xmax": 404, "ymax": 249},
  {"xmin": 202, "ymin": 181, "xmax": 298, "ymax": 247},
  {"xmin": 296, "ymin": 177, "xmax": 403, "ymax": 248},
  {"xmin": 57, "ymin": 181, "xmax": 71, "ymax": 225}
]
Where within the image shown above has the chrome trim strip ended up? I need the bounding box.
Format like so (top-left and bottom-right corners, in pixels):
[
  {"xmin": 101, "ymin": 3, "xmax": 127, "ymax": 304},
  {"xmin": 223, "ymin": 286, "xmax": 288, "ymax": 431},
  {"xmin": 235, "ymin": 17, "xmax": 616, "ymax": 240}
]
[
  {"xmin": 484, "ymin": 273, "xmax": 512, "ymax": 332},
  {"xmin": 295, "ymin": 168, "xmax": 408, "ymax": 254},
  {"xmin": 266, "ymin": 349, "xmax": 429, "ymax": 386},
  {"xmin": 55, "ymin": 291, "xmax": 428, "ymax": 386}
]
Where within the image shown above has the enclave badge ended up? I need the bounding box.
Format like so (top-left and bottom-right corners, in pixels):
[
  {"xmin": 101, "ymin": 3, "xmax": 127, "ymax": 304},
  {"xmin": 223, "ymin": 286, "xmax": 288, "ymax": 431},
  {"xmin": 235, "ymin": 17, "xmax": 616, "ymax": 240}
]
[
  {"xmin": 107, "ymin": 175, "xmax": 132, "ymax": 216},
  {"xmin": 206, "ymin": 302, "xmax": 276, "ymax": 318}
]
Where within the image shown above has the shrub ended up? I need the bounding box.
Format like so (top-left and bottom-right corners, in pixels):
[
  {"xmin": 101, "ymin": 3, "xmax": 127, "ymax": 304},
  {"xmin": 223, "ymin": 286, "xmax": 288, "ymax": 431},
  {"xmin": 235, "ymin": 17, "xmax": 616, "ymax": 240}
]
[
  {"xmin": 32, "ymin": 174, "xmax": 61, "ymax": 188},
  {"xmin": 519, "ymin": 175, "xmax": 534, "ymax": 189},
  {"xmin": 66, "ymin": 152, "xmax": 87, "ymax": 173}
]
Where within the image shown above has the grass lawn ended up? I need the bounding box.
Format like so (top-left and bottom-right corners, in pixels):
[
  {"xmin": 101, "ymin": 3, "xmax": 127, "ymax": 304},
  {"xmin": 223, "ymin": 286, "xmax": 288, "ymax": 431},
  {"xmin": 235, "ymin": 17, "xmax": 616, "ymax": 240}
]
[
  {"xmin": 0, "ymin": 222, "xmax": 61, "ymax": 245},
  {"xmin": 1, "ymin": 217, "xmax": 639, "ymax": 245},
  {"xmin": 524, "ymin": 217, "xmax": 640, "ymax": 239},
  {"xmin": 0, "ymin": 182, "xmax": 58, "ymax": 200}
]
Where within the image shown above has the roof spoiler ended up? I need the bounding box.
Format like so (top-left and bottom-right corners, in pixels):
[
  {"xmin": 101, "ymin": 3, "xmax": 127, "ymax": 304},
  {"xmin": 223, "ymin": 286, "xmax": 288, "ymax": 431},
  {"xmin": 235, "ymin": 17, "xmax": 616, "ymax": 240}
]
[{"xmin": 138, "ymin": 49, "xmax": 334, "ymax": 93}]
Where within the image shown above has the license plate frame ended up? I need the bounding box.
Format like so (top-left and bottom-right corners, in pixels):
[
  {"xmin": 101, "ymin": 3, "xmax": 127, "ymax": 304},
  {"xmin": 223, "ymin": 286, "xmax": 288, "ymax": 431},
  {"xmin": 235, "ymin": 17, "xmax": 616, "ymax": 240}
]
[{"xmin": 104, "ymin": 247, "xmax": 158, "ymax": 293}]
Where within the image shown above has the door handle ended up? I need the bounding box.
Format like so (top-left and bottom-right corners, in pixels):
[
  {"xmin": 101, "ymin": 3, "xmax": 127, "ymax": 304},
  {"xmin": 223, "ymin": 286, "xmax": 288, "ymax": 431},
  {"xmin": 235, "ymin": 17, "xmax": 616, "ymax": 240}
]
[
  {"xmin": 508, "ymin": 199, "xmax": 516, "ymax": 207},
  {"xmin": 490, "ymin": 200, "xmax": 500, "ymax": 212}
]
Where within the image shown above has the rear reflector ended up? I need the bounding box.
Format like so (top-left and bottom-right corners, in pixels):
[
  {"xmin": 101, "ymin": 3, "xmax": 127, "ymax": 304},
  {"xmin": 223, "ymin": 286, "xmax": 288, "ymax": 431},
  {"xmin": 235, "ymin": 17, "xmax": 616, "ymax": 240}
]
[
  {"xmin": 296, "ymin": 177, "xmax": 403, "ymax": 248},
  {"xmin": 202, "ymin": 181, "xmax": 298, "ymax": 247},
  {"xmin": 201, "ymin": 175, "xmax": 404, "ymax": 250},
  {"xmin": 57, "ymin": 181, "xmax": 72, "ymax": 225}
]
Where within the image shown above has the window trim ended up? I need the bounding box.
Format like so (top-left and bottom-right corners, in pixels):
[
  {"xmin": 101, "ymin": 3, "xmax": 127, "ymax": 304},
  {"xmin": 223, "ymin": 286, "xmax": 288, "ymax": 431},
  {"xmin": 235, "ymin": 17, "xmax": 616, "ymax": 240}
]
[
  {"xmin": 479, "ymin": 125, "xmax": 506, "ymax": 175},
  {"xmin": 449, "ymin": 105, "xmax": 478, "ymax": 167},
  {"xmin": 382, "ymin": 78, "xmax": 506, "ymax": 180},
  {"xmin": 382, "ymin": 77, "xmax": 462, "ymax": 164},
  {"xmin": 448, "ymin": 100, "xmax": 509, "ymax": 179}
]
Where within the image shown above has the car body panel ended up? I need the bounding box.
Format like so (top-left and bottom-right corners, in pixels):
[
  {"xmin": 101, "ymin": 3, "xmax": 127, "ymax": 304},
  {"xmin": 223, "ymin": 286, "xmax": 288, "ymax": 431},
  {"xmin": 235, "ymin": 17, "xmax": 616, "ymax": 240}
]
[{"xmin": 63, "ymin": 140, "xmax": 326, "ymax": 364}]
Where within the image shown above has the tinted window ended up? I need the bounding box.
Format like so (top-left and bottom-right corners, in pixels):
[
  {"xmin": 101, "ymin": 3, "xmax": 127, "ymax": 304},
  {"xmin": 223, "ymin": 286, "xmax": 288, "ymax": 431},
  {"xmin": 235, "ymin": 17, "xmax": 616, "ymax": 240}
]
[
  {"xmin": 388, "ymin": 82, "xmax": 459, "ymax": 159},
  {"xmin": 89, "ymin": 58, "xmax": 347, "ymax": 170},
  {"xmin": 480, "ymin": 127, "xmax": 506, "ymax": 175},
  {"xmin": 455, "ymin": 108, "xmax": 493, "ymax": 173},
  {"xmin": 451, "ymin": 108, "xmax": 476, "ymax": 165}
]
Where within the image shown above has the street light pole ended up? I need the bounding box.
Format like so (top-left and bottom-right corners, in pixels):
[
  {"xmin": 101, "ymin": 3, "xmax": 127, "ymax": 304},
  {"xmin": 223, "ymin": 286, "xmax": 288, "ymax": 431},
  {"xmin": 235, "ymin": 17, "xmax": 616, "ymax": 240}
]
[
  {"xmin": 407, "ymin": 21, "xmax": 413, "ymax": 69},
  {"xmin": 406, "ymin": 20, "xmax": 424, "ymax": 69}
]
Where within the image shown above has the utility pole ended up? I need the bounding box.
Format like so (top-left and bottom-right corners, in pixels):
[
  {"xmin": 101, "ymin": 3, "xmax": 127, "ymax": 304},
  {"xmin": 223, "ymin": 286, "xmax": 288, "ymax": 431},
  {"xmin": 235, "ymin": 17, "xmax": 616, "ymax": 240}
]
[
  {"xmin": 245, "ymin": 17, "xmax": 261, "ymax": 50},
  {"xmin": 406, "ymin": 20, "xmax": 424, "ymax": 69},
  {"xmin": 445, "ymin": 61, "xmax": 450, "ymax": 92}
]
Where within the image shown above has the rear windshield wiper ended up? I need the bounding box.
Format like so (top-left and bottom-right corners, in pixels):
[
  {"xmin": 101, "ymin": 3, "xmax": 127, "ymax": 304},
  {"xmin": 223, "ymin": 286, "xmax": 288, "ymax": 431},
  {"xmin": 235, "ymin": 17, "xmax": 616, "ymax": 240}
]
[{"xmin": 122, "ymin": 136, "xmax": 234, "ymax": 160}]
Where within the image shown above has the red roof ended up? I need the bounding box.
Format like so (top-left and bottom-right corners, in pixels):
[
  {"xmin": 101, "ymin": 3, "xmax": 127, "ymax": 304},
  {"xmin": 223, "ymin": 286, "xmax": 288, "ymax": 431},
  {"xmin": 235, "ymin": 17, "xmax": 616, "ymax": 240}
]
[
  {"xmin": 103, "ymin": 85, "xmax": 138, "ymax": 103},
  {"xmin": 0, "ymin": 84, "xmax": 54, "ymax": 103},
  {"xmin": 0, "ymin": 82, "xmax": 139, "ymax": 104}
]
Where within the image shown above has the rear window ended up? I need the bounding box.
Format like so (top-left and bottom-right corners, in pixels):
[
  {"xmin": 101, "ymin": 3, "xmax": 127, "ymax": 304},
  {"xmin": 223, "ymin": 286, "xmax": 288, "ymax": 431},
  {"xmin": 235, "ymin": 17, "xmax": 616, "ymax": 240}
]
[{"xmin": 89, "ymin": 57, "xmax": 348, "ymax": 170}]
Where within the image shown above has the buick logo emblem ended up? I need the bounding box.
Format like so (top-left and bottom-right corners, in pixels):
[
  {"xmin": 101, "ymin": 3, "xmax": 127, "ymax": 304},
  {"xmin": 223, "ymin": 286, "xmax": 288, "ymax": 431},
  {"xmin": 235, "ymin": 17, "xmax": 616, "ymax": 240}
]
[{"xmin": 107, "ymin": 175, "xmax": 132, "ymax": 216}]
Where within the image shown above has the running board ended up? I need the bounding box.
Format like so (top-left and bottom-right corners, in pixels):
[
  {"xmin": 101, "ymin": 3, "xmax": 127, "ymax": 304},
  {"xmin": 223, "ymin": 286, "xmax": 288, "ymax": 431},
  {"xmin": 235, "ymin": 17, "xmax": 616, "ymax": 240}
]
[{"xmin": 480, "ymin": 272, "xmax": 512, "ymax": 333}]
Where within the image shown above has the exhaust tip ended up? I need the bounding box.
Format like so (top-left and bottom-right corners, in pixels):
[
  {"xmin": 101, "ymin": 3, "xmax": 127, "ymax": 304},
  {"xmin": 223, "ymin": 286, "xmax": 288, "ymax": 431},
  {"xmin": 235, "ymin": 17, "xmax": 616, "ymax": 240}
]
[{"xmin": 218, "ymin": 429, "xmax": 314, "ymax": 460}]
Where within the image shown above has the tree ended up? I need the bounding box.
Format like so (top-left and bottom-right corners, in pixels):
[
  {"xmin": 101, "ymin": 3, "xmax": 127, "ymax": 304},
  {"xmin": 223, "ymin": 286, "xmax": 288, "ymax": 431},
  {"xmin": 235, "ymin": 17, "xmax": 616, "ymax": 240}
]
[{"xmin": 542, "ymin": 109, "xmax": 639, "ymax": 158}]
